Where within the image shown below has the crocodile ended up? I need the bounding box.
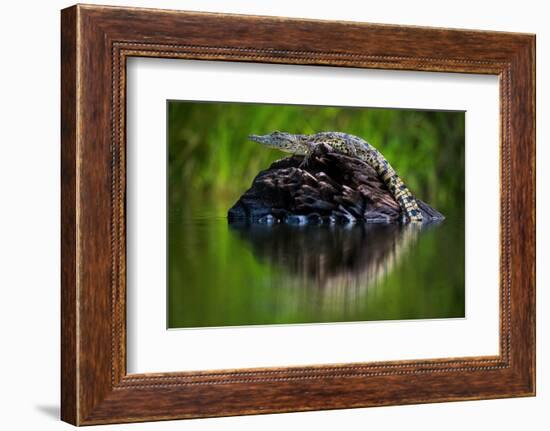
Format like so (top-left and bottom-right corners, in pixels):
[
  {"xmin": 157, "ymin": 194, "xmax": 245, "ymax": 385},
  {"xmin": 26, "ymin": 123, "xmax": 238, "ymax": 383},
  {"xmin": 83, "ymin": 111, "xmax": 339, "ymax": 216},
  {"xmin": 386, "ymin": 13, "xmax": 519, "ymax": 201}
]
[{"xmin": 249, "ymin": 131, "xmax": 423, "ymax": 222}]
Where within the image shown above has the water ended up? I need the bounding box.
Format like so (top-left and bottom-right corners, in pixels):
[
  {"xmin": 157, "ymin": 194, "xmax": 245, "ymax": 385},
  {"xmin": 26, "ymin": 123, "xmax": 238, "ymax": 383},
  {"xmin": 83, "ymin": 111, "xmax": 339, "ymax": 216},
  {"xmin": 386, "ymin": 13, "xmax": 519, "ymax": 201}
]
[{"xmin": 167, "ymin": 208, "xmax": 465, "ymax": 328}]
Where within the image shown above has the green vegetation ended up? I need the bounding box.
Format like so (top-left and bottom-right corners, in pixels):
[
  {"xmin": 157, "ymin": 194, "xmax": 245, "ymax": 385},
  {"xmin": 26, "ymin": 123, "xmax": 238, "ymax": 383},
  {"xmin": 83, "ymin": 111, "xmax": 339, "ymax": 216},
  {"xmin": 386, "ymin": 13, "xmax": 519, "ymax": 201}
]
[{"xmin": 168, "ymin": 101, "xmax": 465, "ymax": 217}]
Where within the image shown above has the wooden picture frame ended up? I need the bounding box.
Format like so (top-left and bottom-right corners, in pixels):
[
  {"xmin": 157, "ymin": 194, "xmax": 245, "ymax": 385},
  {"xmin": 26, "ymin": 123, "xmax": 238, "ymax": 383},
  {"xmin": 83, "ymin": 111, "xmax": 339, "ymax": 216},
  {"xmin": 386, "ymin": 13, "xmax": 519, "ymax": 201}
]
[{"xmin": 61, "ymin": 4, "xmax": 535, "ymax": 425}]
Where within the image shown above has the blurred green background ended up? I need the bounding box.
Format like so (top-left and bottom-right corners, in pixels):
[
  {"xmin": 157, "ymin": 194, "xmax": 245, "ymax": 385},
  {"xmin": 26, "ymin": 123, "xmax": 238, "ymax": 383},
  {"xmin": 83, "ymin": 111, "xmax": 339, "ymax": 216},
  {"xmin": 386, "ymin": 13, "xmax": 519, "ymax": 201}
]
[
  {"xmin": 168, "ymin": 101, "xmax": 465, "ymax": 217},
  {"xmin": 167, "ymin": 101, "xmax": 465, "ymax": 328}
]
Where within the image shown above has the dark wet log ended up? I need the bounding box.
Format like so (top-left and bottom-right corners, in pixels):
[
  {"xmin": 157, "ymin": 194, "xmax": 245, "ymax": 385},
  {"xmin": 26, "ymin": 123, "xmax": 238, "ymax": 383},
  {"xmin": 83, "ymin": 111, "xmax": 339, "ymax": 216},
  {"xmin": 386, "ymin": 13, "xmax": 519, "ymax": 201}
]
[{"xmin": 228, "ymin": 143, "xmax": 444, "ymax": 224}]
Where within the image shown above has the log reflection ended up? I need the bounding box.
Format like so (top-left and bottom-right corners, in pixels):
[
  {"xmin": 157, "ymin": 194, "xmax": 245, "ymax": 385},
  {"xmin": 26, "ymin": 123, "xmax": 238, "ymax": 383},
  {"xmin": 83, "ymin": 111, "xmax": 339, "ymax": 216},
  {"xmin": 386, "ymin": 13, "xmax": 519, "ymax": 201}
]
[{"xmin": 229, "ymin": 222, "xmax": 427, "ymax": 304}]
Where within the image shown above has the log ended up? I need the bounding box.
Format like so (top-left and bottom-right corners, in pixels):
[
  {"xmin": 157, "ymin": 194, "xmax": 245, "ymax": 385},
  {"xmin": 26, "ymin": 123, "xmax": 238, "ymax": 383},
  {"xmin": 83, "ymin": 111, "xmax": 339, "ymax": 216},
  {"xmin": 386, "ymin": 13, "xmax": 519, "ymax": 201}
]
[{"xmin": 228, "ymin": 143, "xmax": 444, "ymax": 224}]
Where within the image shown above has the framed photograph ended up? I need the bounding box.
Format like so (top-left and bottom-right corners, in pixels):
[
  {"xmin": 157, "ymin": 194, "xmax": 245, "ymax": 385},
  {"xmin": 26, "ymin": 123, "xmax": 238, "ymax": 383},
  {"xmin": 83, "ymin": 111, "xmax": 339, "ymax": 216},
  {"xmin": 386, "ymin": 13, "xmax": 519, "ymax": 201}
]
[{"xmin": 61, "ymin": 4, "xmax": 535, "ymax": 425}]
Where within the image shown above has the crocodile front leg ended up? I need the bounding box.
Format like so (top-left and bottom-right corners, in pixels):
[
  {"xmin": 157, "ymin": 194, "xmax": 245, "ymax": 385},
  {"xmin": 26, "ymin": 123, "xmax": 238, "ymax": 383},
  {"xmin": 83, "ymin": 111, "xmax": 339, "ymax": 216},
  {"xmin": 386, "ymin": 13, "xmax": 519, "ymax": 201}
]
[{"xmin": 298, "ymin": 141, "xmax": 331, "ymax": 168}]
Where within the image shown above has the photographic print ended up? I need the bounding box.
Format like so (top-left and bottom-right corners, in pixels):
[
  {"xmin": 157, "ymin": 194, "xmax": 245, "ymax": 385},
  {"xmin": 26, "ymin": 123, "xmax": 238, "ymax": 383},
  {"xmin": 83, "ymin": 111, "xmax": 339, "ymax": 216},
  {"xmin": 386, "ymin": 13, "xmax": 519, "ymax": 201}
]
[
  {"xmin": 167, "ymin": 101, "xmax": 465, "ymax": 329},
  {"xmin": 60, "ymin": 7, "xmax": 536, "ymax": 423}
]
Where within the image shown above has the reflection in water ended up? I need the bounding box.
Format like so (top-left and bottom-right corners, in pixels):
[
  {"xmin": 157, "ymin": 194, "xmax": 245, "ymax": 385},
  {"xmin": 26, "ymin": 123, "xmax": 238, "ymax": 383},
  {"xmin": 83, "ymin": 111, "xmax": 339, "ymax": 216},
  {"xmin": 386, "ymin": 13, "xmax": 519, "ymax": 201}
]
[
  {"xmin": 168, "ymin": 213, "xmax": 464, "ymax": 328},
  {"xmin": 229, "ymin": 223, "xmax": 423, "ymax": 308},
  {"xmin": 230, "ymin": 223, "xmax": 422, "ymax": 284}
]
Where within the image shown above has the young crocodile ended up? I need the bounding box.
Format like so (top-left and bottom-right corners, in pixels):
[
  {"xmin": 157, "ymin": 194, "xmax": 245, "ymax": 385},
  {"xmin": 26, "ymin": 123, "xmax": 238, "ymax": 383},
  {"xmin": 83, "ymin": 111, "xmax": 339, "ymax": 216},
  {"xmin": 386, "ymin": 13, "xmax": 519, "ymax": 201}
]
[{"xmin": 248, "ymin": 131, "xmax": 423, "ymax": 222}]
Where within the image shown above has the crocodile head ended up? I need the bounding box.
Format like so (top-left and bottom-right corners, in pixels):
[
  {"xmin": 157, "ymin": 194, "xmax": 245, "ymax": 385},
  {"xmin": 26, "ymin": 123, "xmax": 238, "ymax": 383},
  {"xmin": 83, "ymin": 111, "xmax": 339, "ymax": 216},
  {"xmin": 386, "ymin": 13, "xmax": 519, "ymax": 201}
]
[{"xmin": 249, "ymin": 131, "xmax": 308, "ymax": 155}]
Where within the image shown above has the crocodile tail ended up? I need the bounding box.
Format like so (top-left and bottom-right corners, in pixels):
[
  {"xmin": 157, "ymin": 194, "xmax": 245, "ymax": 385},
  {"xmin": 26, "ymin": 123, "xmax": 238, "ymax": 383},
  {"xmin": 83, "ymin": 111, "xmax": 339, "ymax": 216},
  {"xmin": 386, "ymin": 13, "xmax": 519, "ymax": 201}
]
[{"xmin": 375, "ymin": 159, "xmax": 423, "ymax": 223}]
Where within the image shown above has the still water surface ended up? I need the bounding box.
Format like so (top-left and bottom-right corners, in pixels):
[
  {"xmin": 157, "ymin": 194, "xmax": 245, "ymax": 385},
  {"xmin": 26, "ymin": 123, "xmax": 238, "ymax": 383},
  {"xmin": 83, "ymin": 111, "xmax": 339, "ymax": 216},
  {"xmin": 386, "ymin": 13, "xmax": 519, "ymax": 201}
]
[{"xmin": 168, "ymin": 207, "xmax": 465, "ymax": 328}]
